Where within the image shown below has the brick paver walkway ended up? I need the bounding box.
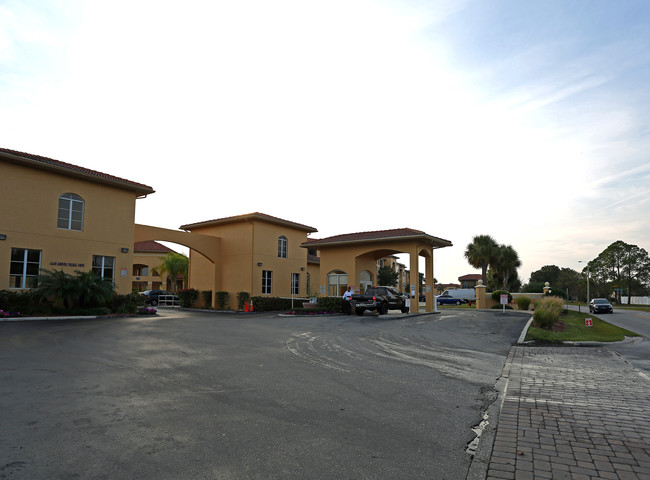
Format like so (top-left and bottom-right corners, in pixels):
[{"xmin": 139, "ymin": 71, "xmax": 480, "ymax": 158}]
[{"xmin": 487, "ymin": 346, "xmax": 650, "ymax": 480}]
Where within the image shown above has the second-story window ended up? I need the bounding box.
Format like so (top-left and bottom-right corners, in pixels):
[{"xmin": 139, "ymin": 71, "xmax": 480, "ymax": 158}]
[
  {"xmin": 278, "ymin": 236, "xmax": 287, "ymax": 258},
  {"xmin": 57, "ymin": 193, "xmax": 84, "ymax": 231}
]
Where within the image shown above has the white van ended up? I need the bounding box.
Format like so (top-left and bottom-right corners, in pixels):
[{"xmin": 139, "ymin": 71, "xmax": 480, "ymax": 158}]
[{"xmin": 441, "ymin": 289, "xmax": 476, "ymax": 301}]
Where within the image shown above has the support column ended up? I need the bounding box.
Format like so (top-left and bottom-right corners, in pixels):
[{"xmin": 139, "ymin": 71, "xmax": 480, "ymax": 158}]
[
  {"xmin": 475, "ymin": 281, "xmax": 487, "ymax": 309},
  {"xmin": 409, "ymin": 247, "xmax": 419, "ymax": 313},
  {"xmin": 425, "ymin": 248, "xmax": 434, "ymax": 312}
]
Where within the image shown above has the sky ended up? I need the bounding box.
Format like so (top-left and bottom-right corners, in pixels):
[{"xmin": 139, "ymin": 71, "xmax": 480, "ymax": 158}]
[{"xmin": 2, "ymin": 0, "xmax": 649, "ymax": 285}]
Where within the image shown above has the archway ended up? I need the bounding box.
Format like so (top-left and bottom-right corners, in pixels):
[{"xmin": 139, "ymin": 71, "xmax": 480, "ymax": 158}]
[
  {"xmin": 134, "ymin": 224, "xmax": 221, "ymax": 307},
  {"xmin": 327, "ymin": 270, "xmax": 348, "ymax": 297},
  {"xmin": 304, "ymin": 229, "xmax": 452, "ymax": 313},
  {"xmin": 359, "ymin": 270, "xmax": 373, "ymax": 293}
]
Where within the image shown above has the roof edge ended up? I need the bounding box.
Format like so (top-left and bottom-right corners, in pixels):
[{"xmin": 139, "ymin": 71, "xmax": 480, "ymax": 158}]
[
  {"xmin": 1, "ymin": 148, "xmax": 155, "ymax": 195},
  {"xmin": 181, "ymin": 212, "xmax": 318, "ymax": 233}
]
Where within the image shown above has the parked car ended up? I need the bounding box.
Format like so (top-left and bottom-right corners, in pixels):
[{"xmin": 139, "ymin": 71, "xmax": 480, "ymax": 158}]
[
  {"xmin": 440, "ymin": 289, "xmax": 476, "ymax": 302},
  {"xmin": 436, "ymin": 294, "xmax": 466, "ymax": 306},
  {"xmin": 350, "ymin": 286, "xmax": 410, "ymax": 315},
  {"xmin": 141, "ymin": 290, "xmax": 179, "ymax": 306},
  {"xmin": 589, "ymin": 298, "xmax": 613, "ymax": 314}
]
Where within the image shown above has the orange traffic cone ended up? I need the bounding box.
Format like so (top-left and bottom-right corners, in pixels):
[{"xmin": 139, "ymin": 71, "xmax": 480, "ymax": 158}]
[
  {"xmin": 245, "ymin": 301, "xmax": 249, "ymax": 312},
  {"xmin": 249, "ymin": 300, "xmax": 254, "ymax": 312}
]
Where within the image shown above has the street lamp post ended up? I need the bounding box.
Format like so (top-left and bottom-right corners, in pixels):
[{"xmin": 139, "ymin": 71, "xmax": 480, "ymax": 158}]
[{"xmin": 578, "ymin": 260, "xmax": 590, "ymax": 306}]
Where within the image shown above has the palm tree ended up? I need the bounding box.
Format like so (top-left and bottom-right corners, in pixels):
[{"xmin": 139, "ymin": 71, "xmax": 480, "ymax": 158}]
[
  {"xmin": 34, "ymin": 269, "xmax": 75, "ymax": 308},
  {"xmin": 492, "ymin": 244, "xmax": 522, "ymax": 291},
  {"xmin": 74, "ymin": 270, "xmax": 114, "ymax": 307},
  {"xmin": 157, "ymin": 252, "xmax": 189, "ymax": 294},
  {"xmin": 464, "ymin": 235, "xmax": 499, "ymax": 284}
]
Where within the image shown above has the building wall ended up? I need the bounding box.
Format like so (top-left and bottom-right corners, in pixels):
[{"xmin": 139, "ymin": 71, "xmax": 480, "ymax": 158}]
[
  {"xmin": 0, "ymin": 161, "xmax": 138, "ymax": 293},
  {"xmin": 132, "ymin": 251, "xmax": 172, "ymax": 292},
  {"xmin": 186, "ymin": 219, "xmax": 310, "ymax": 302}
]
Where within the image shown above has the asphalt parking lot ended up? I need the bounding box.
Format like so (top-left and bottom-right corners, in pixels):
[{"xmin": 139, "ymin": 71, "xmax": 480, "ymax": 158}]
[{"xmin": 0, "ymin": 309, "xmax": 529, "ymax": 479}]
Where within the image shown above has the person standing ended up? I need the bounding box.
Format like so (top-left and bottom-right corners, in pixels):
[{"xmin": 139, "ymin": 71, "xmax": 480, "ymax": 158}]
[{"xmin": 342, "ymin": 286, "xmax": 353, "ymax": 314}]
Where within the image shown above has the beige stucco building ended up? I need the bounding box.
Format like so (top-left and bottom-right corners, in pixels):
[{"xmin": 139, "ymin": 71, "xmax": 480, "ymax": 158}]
[
  {"xmin": 0, "ymin": 148, "xmax": 154, "ymax": 294},
  {"xmin": 2, "ymin": 148, "xmax": 453, "ymax": 313},
  {"xmin": 178, "ymin": 214, "xmax": 318, "ymax": 303}
]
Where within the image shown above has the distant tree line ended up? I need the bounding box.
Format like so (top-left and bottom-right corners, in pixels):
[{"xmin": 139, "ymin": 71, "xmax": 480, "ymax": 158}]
[
  {"xmin": 521, "ymin": 241, "xmax": 649, "ymax": 303},
  {"xmin": 464, "ymin": 237, "xmax": 649, "ymax": 303}
]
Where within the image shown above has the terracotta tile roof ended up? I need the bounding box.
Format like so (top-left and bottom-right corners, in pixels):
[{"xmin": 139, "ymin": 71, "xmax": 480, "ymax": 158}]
[
  {"xmin": 459, "ymin": 274, "xmax": 482, "ymax": 281},
  {"xmin": 0, "ymin": 147, "xmax": 155, "ymax": 195},
  {"xmin": 302, "ymin": 228, "xmax": 452, "ymax": 248},
  {"xmin": 181, "ymin": 212, "xmax": 317, "ymax": 233},
  {"xmin": 134, "ymin": 240, "xmax": 176, "ymax": 253},
  {"xmin": 307, "ymin": 254, "xmax": 320, "ymax": 264}
]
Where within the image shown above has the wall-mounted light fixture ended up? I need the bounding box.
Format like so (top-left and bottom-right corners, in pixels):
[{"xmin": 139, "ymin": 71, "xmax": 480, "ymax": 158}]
[
  {"xmin": 121, "ymin": 248, "xmax": 129, "ymax": 253},
  {"xmin": 257, "ymin": 262, "xmax": 263, "ymax": 267},
  {"xmin": 0, "ymin": 234, "xmax": 6, "ymax": 241},
  {"xmin": 301, "ymin": 267, "xmax": 305, "ymax": 271}
]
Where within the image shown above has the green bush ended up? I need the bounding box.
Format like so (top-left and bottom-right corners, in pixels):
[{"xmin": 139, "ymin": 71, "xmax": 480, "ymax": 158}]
[
  {"xmin": 317, "ymin": 296, "xmax": 346, "ymax": 313},
  {"xmin": 546, "ymin": 290, "xmax": 567, "ymax": 300},
  {"xmin": 533, "ymin": 296, "xmax": 565, "ymax": 329},
  {"xmin": 0, "ymin": 289, "xmax": 45, "ymax": 316},
  {"xmin": 109, "ymin": 293, "xmax": 145, "ymax": 314},
  {"xmin": 491, "ymin": 290, "xmax": 513, "ymax": 303},
  {"xmin": 201, "ymin": 290, "xmax": 212, "ymax": 308},
  {"xmin": 215, "ymin": 291, "xmax": 230, "ymax": 310},
  {"xmin": 516, "ymin": 295, "xmax": 532, "ymax": 311},
  {"xmin": 237, "ymin": 291, "xmax": 250, "ymax": 310},
  {"xmin": 250, "ymin": 296, "xmax": 293, "ymax": 312},
  {"xmin": 178, "ymin": 289, "xmax": 199, "ymax": 308}
]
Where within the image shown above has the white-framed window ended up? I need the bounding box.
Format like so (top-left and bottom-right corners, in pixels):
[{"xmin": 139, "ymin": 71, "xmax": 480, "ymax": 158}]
[
  {"xmin": 9, "ymin": 248, "xmax": 41, "ymax": 289},
  {"xmin": 262, "ymin": 270, "xmax": 272, "ymax": 294},
  {"xmin": 291, "ymin": 273, "xmax": 300, "ymax": 295},
  {"xmin": 278, "ymin": 236, "xmax": 287, "ymax": 258},
  {"xmin": 57, "ymin": 193, "xmax": 84, "ymax": 231},
  {"xmin": 92, "ymin": 255, "xmax": 115, "ymax": 282},
  {"xmin": 327, "ymin": 272, "xmax": 348, "ymax": 297}
]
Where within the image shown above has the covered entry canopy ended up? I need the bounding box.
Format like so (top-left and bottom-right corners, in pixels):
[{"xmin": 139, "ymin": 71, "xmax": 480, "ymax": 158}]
[{"xmin": 302, "ymin": 228, "xmax": 452, "ymax": 313}]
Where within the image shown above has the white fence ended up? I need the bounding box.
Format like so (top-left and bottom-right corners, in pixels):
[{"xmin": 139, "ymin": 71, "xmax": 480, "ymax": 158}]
[
  {"xmin": 157, "ymin": 295, "xmax": 179, "ymax": 307},
  {"xmin": 621, "ymin": 296, "xmax": 650, "ymax": 305}
]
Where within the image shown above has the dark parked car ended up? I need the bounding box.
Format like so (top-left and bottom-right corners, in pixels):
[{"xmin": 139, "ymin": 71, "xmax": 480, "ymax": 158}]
[
  {"xmin": 141, "ymin": 290, "xmax": 179, "ymax": 306},
  {"xmin": 436, "ymin": 294, "xmax": 466, "ymax": 306},
  {"xmin": 589, "ymin": 298, "xmax": 613, "ymax": 314}
]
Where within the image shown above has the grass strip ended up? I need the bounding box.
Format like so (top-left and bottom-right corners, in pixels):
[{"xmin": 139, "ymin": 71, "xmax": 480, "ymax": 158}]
[{"xmin": 525, "ymin": 309, "xmax": 640, "ymax": 343}]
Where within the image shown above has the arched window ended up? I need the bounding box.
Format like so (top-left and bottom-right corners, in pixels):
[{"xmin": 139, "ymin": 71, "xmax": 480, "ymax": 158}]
[
  {"xmin": 278, "ymin": 236, "xmax": 288, "ymax": 258},
  {"xmin": 57, "ymin": 193, "xmax": 84, "ymax": 231},
  {"xmin": 327, "ymin": 271, "xmax": 348, "ymax": 296}
]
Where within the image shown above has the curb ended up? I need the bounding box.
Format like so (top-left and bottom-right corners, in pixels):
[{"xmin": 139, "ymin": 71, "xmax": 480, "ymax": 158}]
[{"xmin": 466, "ymin": 347, "xmax": 516, "ymax": 480}]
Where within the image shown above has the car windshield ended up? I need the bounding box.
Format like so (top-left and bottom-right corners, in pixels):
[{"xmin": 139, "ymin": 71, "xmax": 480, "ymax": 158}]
[{"xmin": 594, "ymin": 299, "xmax": 608, "ymax": 304}]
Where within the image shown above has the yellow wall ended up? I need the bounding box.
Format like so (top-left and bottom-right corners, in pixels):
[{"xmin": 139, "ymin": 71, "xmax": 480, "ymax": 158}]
[
  {"xmin": 1, "ymin": 161, "xmax": 140, "ymax": 293},
  {"xmin": 186, "ymin": 219, "xmax": 310, "ymax": 304},
  {"xmin": 132, "ymin": 252, "xmax": 172, "ymax": 292}
]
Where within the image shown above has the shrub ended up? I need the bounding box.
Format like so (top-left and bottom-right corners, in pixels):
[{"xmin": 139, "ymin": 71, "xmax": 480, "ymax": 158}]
[
  {"xmin": 109, "ymin": 293, "xmax": 145, "ymax": 314},
  {"xmin": 178, "ymin": 289, "xmax": 199, "ymax": 308},
  {"xmin": 237, "ymin": 291, "xmax": 250, "ymax": 310},
  {"xmin": 491, "ymin": 290, "xmax": 512, "ymax": 303},
  {"xmin": 533, "ymin": 296, "xmax": 565, "ymax": 330},
  {"xmin": 201, "ymin": 290, "xmax": 212, "ymax": 308},
  {"xmin": 516, "ymin": 295, "xmax": 532, "ymax": 311},
  {"xmin": 317, "ymin": 296, "xmax": 347, "ymax": 313},
  {"xmin": 250, "ymin": 296, "xmax": 294, "ymax": 312},
  {"xmin": 215, "ymin": 291, "xmax": 230, "ymax": 310}
]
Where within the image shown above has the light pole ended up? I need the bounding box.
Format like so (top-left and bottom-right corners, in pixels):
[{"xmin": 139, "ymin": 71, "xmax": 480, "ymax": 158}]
[{"xmin": 578, "ymin": 260, "xmax": 590, "ymax": 305}]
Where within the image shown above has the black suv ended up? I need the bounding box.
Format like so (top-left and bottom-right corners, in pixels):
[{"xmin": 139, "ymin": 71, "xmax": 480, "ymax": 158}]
[
  {"xmin": 589, "ymin": 298, "xmax": 613, "ymax": 314},
  {"xmin": 141, "ymin": 290, "xmax": 179, "ymax": 306}
]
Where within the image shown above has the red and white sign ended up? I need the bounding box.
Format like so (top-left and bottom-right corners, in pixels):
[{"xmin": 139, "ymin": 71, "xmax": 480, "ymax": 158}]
[
  {"xmin": 500, "ymin": 294, "xmax": 509, "ymax": 305},
  {"xmin": 585, "ymin": 318, "xmax": 593, "ymax": 327}
]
